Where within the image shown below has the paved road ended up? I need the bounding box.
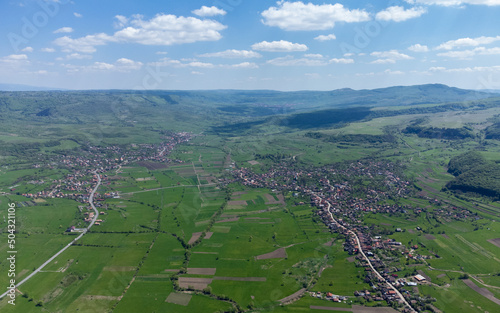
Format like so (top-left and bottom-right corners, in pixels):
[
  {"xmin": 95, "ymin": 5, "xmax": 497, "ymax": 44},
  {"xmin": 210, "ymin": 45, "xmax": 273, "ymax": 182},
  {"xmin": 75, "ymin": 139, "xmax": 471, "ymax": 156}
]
[
  {"xmin": 0, "ymin": 173, "xmax": 102, "ymax": 299},
  {"xmin": 314, "ymin": 192, "xmax": 416, "ymax": 313}
]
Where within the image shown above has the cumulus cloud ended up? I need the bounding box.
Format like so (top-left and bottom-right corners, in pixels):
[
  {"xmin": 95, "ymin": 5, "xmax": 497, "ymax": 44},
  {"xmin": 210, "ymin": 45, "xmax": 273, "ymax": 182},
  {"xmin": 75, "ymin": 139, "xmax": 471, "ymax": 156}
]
[
  {"xmin": 371, "ymin": 50, "xmax": 413, "ymax": 63},
  {"xmin": 199, "ymin": 49, "xmax": 262, "ymax": 58},
  {"xmin": 405, "ymin": 0, "xmax": 500, "ymax": 6},
  {"xmin": 261, "ymin": 1, "xmax": 370, "ymax": 31},
  {"xmin": 74, "ymin": 12, "xmax": 82, "ymax": 18},
  {"xmin": 65, "ymin": 58, "xmax": 143, "ymax": 73},
  {"xmin": 41, "ymin": 48, "xmax": 56, "ymax": 53},
  {"xmin": 375, "ymin": 6, "xmax": 427, "ymax": 22},
  {"xmin": 21, "ymin": 46, "xmax": 34, "ymax": 52},
  {"xmin": 436, "ymin": 35, "xmax": 500, "ymax": 50},
  {"xmin": 330, "ymin": 58, "xmax": 354, "ymax": 64},
  {"xmin": 251, "ymin": 40, "xmax": 308, "ymax": 52},
  {"xmin": 223, "ymin": 62, "xmax": 259, "ymax": 69},
  {"xmin": 54, "ymin": 14, "xmax": 227, "ymax": 53},
  {"xmin": 437, "ymin": 46, "xmax": 500, "ymax": 58},
  {"xmin": 408, "ymin": 44, "xmax": 429, "ymax": 52},
  {"xmin": 54, "ymin": 33, "xmax": 113, "ymax": 53},
  {"xmin": 0, "ymin": 54, "xmax": 30, "ymax": 67},
  {"xmin": 54, "ymin": 27, "xmax": 74, "ymax": 34},
  {"xmin": 314, "ymin": 34, "xmax": 336, "ymax": 41},
  {"xmin": 192, "ymin": 6, "xmax": 226, "ymax": 17},
  {"xmin": 66, "ymin": 53, "xmax": 92, "ymax": 60}
]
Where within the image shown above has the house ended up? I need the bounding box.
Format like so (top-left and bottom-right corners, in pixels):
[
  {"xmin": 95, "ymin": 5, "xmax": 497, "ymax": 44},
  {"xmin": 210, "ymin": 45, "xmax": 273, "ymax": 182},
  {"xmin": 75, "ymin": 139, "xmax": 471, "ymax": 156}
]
[{"xmin": 414, "ymin": 274, "xmax": 426, "ymax": 281}]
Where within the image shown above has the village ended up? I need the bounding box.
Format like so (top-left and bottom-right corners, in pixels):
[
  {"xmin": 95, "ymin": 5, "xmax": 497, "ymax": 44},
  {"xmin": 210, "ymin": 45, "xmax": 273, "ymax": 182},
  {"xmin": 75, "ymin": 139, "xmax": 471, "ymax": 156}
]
[
  {"xmin": 228, "ymin": 160, "xmax": 478, "ymax": 312},
  {"xmin": 18, "ymin": 132, "xmax": 193, "ymax": 229}
]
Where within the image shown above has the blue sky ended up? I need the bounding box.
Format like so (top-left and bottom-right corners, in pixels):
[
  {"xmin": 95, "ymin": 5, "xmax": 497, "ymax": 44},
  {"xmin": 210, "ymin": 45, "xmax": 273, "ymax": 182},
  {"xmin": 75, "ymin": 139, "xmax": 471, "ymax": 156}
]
[{"xmin": 1, "ymin": 0, "xmax": 500, "ymax": 90}]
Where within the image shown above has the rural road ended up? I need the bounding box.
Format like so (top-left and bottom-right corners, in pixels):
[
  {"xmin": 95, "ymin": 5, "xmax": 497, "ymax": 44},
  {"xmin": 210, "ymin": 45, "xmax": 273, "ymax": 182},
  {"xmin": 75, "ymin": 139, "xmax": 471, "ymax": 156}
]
[
  {"xmin": 0, "ymin": 173, "xmax": 102, "ymax": 300},
  {"xmin": 314, "ymin": 192, "xmax": 417, "ymax": 313}
]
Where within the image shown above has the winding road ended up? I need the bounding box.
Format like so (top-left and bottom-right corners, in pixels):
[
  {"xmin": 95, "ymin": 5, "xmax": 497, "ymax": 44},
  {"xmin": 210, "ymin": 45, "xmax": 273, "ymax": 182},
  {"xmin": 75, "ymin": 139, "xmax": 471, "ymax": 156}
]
[
  {"xmin": 314, "ymin": 193, "xmax": 417, "ymax": 313},
  {"xmin": 0, "ymin": 173, "xmax": 101, "ymax": 299}
]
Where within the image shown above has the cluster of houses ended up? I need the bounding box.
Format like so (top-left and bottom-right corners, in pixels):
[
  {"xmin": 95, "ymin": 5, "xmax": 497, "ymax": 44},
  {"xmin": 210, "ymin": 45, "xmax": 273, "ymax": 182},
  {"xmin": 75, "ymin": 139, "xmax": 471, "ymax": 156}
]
[
  {"xmin": 21, "ymin": 132, "xmax": 193, "ymax": 202},
  {"xmin": 229, "ymin": 159, "xmax": 447, "ymax": 310}
]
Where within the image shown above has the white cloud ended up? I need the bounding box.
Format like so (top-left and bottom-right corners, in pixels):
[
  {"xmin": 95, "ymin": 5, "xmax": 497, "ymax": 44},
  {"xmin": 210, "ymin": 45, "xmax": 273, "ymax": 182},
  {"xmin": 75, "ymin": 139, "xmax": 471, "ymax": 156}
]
[
  {"xmin": 371, "ymin": 58, "xmax": 397, "ymax": 64},
  {"xmin": 199, "ymin": 49, "xmax": 262, "ymax": 58},
  {"xmin": 54, "ymin": 14, "xmax": 227, "ymax": 53},
  {"xmin": 192, "ymin": 6, "xmax": 226, "ymax": 17},
  {"xmin": 54, "ymin": 27, "xmax": 74, "ymax": 34},
  {"xmin": 41, "ymin": 48, "xmax": 56, "ymax": 53},
  {"xmin": 74, "ymin": 12, "xmax": 82, "ymax": 18},
  {"xmin": 224, "ymin": 62, "xmax": 259, "ymax": 69},
  {"xmin": 66, "ymin": 53, "xmax": 92, "ymax": 60},
  {"xmin": 427, "ymin": 65, "xmax": 500, "ymax": 73},
  {"xmin": 66, "ymin": 58, "xmax": 143, "ymax": 72},
  {"xmin": 261, "ymin": 1, "xmax": 370, "ymax": 31},
  {"xmin": 149, "ymin": 58, "xmax": 214, "ymax": 69},
  {"xmin": 376, "ymin": 6, "xmax": 427, "ymax": 22},
  {"xmin": 408, "ymin": 44, "xmax": 429, "ymax": 52},
  {"xmin": 267, "ymin": 55, "xmax": 328, "ymax": 66},
  {"xmin": 436, "ymin": 35, "xmax": 500, "ymax": 50},
  {"xmin": 115, "ymin": 58, "xmax": 144, "ymax": 71},
  {"xmin": 251, "ymin": 40, "xmax": 308, "ymax": 52},
  {"xmin": 114, "ymin": 15, "xmax": 129, "ymax": 28},
  {"xmin": 330, "ymin": 58, "xmax": 354, "ymax": 64},
  {"xmin": 0, "ymin": 54, "xmax": 30, "ymax": 68},
  {"xmin": 314, "ymin": 34, "xmax": 336, "ymax": 41},
  {"xmin": 187, "ymin": 61, "xmax": 215, "ymax": 68},
  {"xmin": 54, "ymin": 33, "xmax": 113, "ymax": 53},
  {"xmin": 113, "ymin": 15, "xmax": 227, "ymax": 46},
  {"xmin": 437, "ymin": 46, "xmax": 500, "ymax": 58},
  {"xmin": 21, "ymin": 46, "xmax": 33, "ymax": 52},
  {"xmin": 405, "ymin": 0, "xmax": 500, "ymax": 6},
  {"xmin": 384, "ymin": 69, "xmax": 405, "ymax": 75},
  {"xmin": 2, "ymin": 54, "xmax": 28, "ymax": 61},
  {"xmin": 304, "ymin": 54, "xmax": 324, "ymax": 58},
  {"xmin": 371, "ymin": 50, "xmax": 413, "ymax": 63}
]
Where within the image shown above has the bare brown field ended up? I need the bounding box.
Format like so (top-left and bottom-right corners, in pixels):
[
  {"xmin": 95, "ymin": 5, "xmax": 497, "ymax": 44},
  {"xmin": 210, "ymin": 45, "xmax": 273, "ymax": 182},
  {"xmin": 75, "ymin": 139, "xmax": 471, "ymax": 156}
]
[
  {"xmin": 215, "ymin": 217, "xmax": 239, "ymax": 223},
  {"xmin": 187, "ymin": 268, "xmax": 216, "ymax": 275},
  {"xmin": 463, "ymin": 279, "xmax": 500, "ymax": 305},
  {"xmin": 178, "ymin": 277, "xmax": 213, "ymax": 290},
  {"xmin": 264, "ymin": 193, "xmax": 285, "ymax": 205},
  {"xmin": 255, "ymin": 247, "xmax": 287, "ymax": 260},
  {"xmin": 188, "ymin": 232, "xmax": 213, "ymax": 245},
  {"xmin": 441, "ymin": 234, "xmax": 450, "ymax": 239},
  {"xmin": 248, "ymin": 160, "xmax": 260, "ymax": 165},
  {"xmin": 424, "ymin": 234, "xmax": 436, "ymax": 240},
  {"xmin": 280, "ymin": 288, "xmax": 307, "ymax": 304},
  {"xmin": 487, "ymin": 238, "xmax": 500, "ymax": 248},
  {"xmin": 228, "ymin": 200, "xmax": 247, "ymax": 206}
]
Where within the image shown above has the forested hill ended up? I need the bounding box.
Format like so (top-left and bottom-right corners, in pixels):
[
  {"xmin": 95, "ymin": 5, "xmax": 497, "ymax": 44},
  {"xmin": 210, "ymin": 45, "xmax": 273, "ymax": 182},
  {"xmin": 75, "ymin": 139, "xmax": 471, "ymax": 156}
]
[{"xmin": 446, "ymin": 152, "xmax": 500, "ymax": 199}]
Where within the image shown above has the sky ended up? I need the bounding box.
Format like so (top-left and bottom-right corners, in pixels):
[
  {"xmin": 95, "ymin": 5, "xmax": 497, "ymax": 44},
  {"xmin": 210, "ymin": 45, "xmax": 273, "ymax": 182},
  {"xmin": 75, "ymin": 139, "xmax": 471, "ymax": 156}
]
[{"xmin": 1, "ymin": 0, "xmax": 500, "ymax": 91}]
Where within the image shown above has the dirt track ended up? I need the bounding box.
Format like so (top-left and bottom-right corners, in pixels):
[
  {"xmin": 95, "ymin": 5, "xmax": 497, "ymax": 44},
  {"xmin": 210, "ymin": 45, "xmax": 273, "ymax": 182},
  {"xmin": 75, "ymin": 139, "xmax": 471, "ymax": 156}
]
[{"xmin": 463, "ymin": 279, "xmax": 500, "ymax": 306}]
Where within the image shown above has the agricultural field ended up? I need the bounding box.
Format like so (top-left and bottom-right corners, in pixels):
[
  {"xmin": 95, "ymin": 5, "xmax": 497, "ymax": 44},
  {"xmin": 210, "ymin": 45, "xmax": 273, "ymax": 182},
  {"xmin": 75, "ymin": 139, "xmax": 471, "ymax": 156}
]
[{"xmin": 1, "ymin": 88, "xmax": 500, "ymax": 312}]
